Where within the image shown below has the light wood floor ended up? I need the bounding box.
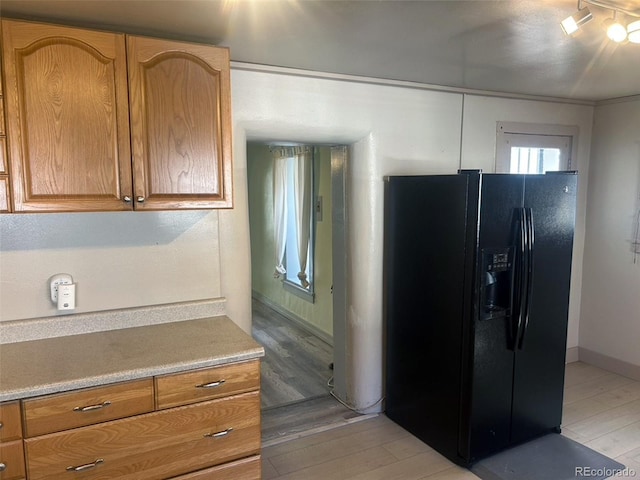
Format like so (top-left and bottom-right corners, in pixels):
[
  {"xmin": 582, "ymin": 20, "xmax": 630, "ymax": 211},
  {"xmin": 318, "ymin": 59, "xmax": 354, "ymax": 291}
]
[{"xmin": 262, "ymin": 362, "xmax": 640, "ymax": 479}]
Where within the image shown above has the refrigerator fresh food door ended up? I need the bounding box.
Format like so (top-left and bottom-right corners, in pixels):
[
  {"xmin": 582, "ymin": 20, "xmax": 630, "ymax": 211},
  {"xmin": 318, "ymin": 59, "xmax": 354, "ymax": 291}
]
[
  {"xmin": 510, "ymin": 173, "xmax": 577, "ymax": 444},
  {"xmin": 466, "ymin": 174, "xmax": 522, "ymax": 461}
]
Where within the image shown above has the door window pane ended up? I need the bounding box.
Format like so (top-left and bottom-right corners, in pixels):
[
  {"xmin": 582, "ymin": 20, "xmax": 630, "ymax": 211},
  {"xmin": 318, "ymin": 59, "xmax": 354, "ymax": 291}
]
[
  {"xmin": 495, "ymin": 122, "xmax": 577, "ymax": 174},
  {"xmin": 509, "ymin": 147, "xmax": 561, "ymax": 174}
]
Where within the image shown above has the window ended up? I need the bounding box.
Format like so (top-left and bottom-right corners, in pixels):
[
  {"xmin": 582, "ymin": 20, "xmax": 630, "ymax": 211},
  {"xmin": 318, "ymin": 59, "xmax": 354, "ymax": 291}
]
[
  {"xmin": 496, "ymin": 122, "xmax": 578, "ymax": 174},
  {"xmin": 272, "ymin": 146, "xmax": 315, "ymax": 301}
]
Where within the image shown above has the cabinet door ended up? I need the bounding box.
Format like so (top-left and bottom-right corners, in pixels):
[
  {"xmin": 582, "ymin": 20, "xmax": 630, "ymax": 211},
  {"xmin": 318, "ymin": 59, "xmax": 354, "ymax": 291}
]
[
  {"xmin": 0, "ymin": 440, "xmax": 26, "ymax": 480},
  {"xmin": 1, "ymin": 20, "xmax": 133, "ymax": 212},
  {"xmin": 127, "ymin": 36, "xmax": 233, "ymax": 210}
]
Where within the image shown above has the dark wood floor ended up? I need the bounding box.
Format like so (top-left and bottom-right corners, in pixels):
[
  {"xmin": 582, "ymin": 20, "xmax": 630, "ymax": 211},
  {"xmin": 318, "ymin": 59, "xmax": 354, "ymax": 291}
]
[
  {"xmin": 252, "ymin": 298, "xmax": 368, "ymax": 445},
  {"xmin": 252, "ymin": 298, "xmax": 334, "ymax": 409}
]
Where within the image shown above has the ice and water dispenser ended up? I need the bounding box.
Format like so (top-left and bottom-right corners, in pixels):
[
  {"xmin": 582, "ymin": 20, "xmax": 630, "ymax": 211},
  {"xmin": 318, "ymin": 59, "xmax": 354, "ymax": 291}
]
[{"xmin": 480, "ymin": 248, "xmax": 514, "ymax": 320}]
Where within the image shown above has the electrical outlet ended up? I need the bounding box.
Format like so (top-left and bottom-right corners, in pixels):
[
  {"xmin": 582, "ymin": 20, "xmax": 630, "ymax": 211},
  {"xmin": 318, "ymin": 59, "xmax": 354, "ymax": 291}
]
[{"xmin": 49, "ymin": 274, "xmax": 73, "ymax": 303}]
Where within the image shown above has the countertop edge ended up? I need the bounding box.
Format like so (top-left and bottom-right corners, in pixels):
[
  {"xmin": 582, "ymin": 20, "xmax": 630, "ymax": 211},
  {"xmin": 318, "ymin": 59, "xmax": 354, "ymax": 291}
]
[
  {"xmin": 0, "ymin": 316, "xmax": 265, "ymax": 403},
  {"xmin": 0, "ymin": 349, "xmax": 264, "ymax": 403}
]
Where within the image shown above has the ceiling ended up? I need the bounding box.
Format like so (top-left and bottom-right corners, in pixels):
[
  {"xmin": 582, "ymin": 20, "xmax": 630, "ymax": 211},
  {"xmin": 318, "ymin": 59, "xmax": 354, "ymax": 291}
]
[{"xmin": 2, "ymin": 0, "xmax": 640, "ymax": 102}]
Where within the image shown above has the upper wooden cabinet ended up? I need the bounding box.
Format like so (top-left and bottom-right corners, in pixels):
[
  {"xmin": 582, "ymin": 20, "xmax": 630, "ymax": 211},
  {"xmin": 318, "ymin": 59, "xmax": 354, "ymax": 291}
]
[
  {"xmin": 2, "ymin": 20, "xmax": 132, "ymax": 212},
  {"xmin": 1, "ymin": 20, "xmax": 233, "ymax": 212},
  {"xmin": 127, "ymin": 36, "xmax": 233, "ymax": 210}
]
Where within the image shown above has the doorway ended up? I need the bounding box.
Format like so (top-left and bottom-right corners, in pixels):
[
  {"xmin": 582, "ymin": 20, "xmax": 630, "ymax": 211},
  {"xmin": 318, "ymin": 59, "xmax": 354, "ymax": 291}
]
[{"xmin": 246, "ymin": 142, "xmax": 352, "ymax": 441}]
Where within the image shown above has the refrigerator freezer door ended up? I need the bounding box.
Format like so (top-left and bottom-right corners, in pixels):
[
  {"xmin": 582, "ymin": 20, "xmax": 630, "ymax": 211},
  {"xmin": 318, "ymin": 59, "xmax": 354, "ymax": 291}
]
[
  {"xmin": 510, "ymin": 173, "xmax": 577, "ymax": 444},
  {"xmin": 384, "ymin": 175, "xmax": 472, "ymax": 463}
]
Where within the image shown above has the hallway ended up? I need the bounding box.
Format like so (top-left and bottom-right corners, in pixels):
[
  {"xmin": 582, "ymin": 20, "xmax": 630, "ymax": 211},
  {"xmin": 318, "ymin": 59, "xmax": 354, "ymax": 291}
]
[{"xmin": 252, "ymin": 299, "xmax": 365, "ymax": 444}]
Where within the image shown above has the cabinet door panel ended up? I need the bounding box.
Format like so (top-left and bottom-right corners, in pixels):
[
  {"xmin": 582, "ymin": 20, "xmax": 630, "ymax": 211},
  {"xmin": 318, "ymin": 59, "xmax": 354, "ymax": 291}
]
[
  {"xmin": 0, "ymin": 401, "xmax": 22, "ymax": 442},
  {"xmin": 0, "ymin": 138, "xmax": 7, "ymax": 174},
  {"xmin": 127, "ymin": 36, "xmax": 233, "ymax": 210},
  {"xmin": 1, "ymin": 20, "xmax": 132, "ymax": 212},
  {"xmin": 0, "ymin": 177, "xmax": 9, "ymax": 213},
  {"xmin": 0, "ymin": 440, "xmax": 26, "ymax": 480}
]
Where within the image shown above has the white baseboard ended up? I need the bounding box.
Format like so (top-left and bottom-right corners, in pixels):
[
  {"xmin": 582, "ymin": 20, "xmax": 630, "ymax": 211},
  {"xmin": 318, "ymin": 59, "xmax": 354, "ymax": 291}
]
[
  {"xmin": 252, "ymin": 290, "xmax": 334, "ymax": 346},
  {"xmin": 565, "ymin": 346, "xmax": 579, "ymax": 364},
  {"xmin": 578, "ymin": 347, "xmax": 640, "ymax": 381}
]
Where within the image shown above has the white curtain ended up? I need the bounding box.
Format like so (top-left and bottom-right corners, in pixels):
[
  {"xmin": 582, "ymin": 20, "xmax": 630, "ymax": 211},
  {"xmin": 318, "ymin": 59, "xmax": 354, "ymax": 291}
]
[
  {"xmin": 293, "ymin": 150, "xmax": 312, "ymax": 288},
  {"xmin": 272, "ymin": 155, "xmax": 288, "ymax": 278}
]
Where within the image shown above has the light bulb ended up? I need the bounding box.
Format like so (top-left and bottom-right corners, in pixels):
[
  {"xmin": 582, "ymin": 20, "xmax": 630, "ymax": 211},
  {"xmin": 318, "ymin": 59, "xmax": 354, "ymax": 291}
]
[
  {"xmin": 561, "ymin": 16, "xmax": 579, "ymax": 35},
  {"xmin": 605, "ymin": 20, "xmax": 628, "ymax": 42}
]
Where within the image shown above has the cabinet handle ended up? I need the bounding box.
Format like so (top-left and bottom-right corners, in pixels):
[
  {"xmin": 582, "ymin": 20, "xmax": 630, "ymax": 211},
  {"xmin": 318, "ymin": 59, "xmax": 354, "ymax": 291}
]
[
  {"xmin": 204, "ymin": 427, "xmax": 233, "ymax": 439},
  {"xmin": 66, "ymin": 458, "xmax": 104, "ymax": 472},
  {"xmin": 123, "ymin": 196, "xmax": 132, "ymax": 203},
  {"xmin": 0, "ymin": 421, "xmax": 3, "ymax": 429},
  {"xmin": 195, "ymin": 379, "xmax": 225, "ymax": 389},
  {"xmin": 136, "ymin": 196, "xmax": 145, "ymax": 203},
  {"xmin": 0, "ymin": 462, "xmax": 6, "ymax": 472},
  {"xmin": 73, "ymin": 401, "xmax": 111, "ymax": 412}
]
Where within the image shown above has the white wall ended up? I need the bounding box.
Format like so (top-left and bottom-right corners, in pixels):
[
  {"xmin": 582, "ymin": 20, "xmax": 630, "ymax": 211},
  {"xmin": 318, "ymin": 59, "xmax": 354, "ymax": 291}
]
[
  {"xmin": 580, "ymin": 98, "xmax": 640, "ymax": 369},
  {"xmin": 0, "ymin": 211, "xmax": 222, "ymax": 321},
  {"xmin": 230, "ymin": 67, "xmax": 594, "ymax": 412}
]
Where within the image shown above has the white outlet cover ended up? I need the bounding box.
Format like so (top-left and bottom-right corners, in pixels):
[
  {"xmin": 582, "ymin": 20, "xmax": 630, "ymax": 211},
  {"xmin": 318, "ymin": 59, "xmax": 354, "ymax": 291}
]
[{"xmin": 49, "ymin": 273, "xmax": 73, "ymax": 303}]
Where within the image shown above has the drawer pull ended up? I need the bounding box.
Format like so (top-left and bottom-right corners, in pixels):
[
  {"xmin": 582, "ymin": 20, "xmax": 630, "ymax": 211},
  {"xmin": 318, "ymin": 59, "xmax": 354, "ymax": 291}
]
[
  {"xmin": 204, "ymin": 427, "xmax": 233, "ymax": 439},
  {"xmin": 0, "ymin": 462, "xmax": 5, "ymax": 472},
  {"xmin": 195, "ymin": 379, "xmax": 226, "ymax": 389},
  {"xmin": 73, "ymin": 401, "xmax": 112, "ymax": 412},
  {"xmin": 66, "ymin": 458, "xmax": 104, "ymax": 472}
]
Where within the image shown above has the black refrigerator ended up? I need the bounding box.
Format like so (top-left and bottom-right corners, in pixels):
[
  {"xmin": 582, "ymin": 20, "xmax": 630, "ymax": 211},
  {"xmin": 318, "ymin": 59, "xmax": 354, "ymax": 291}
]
[{"xmin": 384, "ymin": 170, "xmax": 577, "ymax": 466}]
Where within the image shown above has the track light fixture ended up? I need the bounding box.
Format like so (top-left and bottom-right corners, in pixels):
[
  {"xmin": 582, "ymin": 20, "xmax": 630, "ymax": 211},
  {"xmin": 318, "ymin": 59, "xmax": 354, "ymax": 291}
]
[
  {"xmin": 629, "ymin": 20, "xmax": 640, "ymax": 43},
  {"xmin": 561, "ymin": 1, "xmax": 593, "ymax": 35},
  {"xmin": 561, "ymin": 0, "xmax": 640, "ymax": 45}
]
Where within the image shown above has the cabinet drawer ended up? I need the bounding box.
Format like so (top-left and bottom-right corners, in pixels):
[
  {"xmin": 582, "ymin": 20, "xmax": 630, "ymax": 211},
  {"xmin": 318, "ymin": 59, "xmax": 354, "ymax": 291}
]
[
  {"xmin": 25, "ymin": 391, "xmax": 260, "ymax": 480},
  {"xmin": 23, "ymin": 379, "xmax": 154, "ymax": 437},
  {"xmin": 0, "ymin": 440, "xmax": 25, "ymax": 480},
  {"xmin": 156, "ymin": 360, "xmax": 260, "ymax": 409},
  {"xmin": 169, "ymin": 455, "xmax": 261, "ymax": 480},
  {"xmin": 0, "ymin": 402, "xmax": 22, "ymax": 442}
]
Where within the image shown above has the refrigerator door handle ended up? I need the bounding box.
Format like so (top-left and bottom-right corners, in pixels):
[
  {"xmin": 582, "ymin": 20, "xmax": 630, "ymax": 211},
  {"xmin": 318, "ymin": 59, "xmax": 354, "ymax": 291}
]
[
  {"xmin": 518, "ymin": 208, "xmax": 535, "ymax": 349},
  {"xmin": 511, "ymin": 207, "xmax": 527, "ymax": 350}
]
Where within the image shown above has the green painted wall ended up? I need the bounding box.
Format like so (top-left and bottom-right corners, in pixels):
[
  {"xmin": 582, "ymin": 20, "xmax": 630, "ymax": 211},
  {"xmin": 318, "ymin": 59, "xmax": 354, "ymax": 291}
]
[{"xmin": 247, "ymin": 143, "xmax": 333, "ymax": 339}]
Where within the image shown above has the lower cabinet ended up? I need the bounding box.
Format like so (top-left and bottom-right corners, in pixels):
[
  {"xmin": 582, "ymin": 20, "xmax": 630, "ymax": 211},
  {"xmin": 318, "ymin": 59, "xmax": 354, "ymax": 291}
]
[{"xmin": 19, "ymin": 360, "xmax": 262, "ymax": 479}]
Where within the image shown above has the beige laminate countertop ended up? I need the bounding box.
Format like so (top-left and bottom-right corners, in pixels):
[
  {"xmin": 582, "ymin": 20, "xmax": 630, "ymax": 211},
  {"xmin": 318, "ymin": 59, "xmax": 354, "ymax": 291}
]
[{"xmin": 0, "ymin": 316, "xmax": 264, "ymax": 402}]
